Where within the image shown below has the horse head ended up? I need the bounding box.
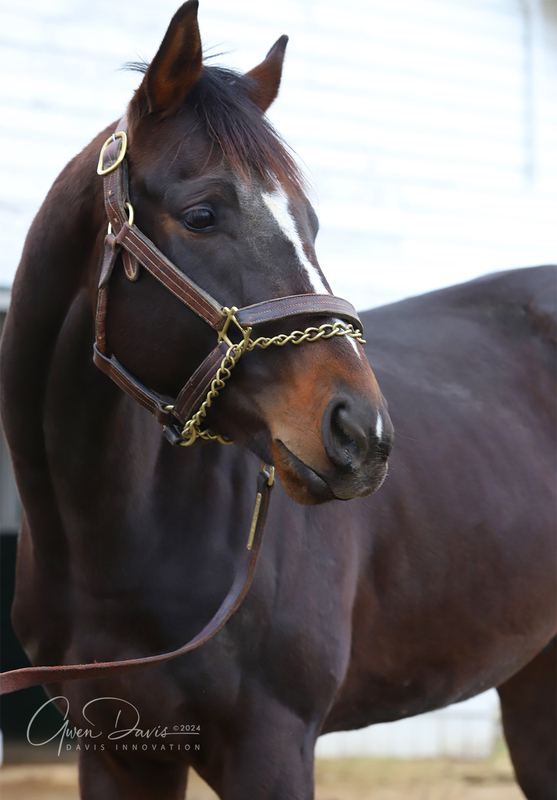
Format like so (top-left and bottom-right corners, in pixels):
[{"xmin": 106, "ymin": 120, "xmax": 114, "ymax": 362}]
[{"xmin": 100, "ymin": 0, "xmax": 393, "ymax": 505}]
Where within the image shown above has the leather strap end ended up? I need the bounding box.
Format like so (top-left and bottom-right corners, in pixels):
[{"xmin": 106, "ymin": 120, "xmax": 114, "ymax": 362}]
[
  {"xmin": 250, "ymin": 467, "xmax": 274, "ymax": 554},
  {"xmin": 122, "ymin": 250, "xmax": 141, "ymax": 281},
  {"xmin": 99, "ymin": 234, "xmax": 119, "ymax": 288},
  {"xmin": 162, "ymin": 425, "xmax": 186, "ymax": 446}
]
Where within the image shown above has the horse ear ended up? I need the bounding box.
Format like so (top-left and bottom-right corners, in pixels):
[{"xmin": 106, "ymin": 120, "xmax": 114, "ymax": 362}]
[
  {"xmin": 137, "ymin": 0, "xmax": 203, "ymax": 117},
  {"xmin": 245, "ymin": 35, "xmax": 288, "ymax": 113}
]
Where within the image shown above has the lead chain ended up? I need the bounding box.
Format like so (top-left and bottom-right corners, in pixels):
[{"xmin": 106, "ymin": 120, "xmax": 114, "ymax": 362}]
[
  {"xmin": 175, "ymin": 321, "xmax": 365, "ymax": 447},
  {"xmin": 247, "ymin": 321, "xmax": 365, "ymax": 350}
]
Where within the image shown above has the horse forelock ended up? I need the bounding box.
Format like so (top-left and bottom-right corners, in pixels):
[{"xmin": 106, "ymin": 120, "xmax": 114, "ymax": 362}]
[{"xmin": 127, "ymin": 61, "xmax": 307, "ymax": 200}]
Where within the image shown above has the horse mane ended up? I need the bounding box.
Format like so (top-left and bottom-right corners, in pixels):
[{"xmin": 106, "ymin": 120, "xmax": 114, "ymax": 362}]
[{"xmin": 127, "ymin": 61, "xmax": 307, "ymax": 197}]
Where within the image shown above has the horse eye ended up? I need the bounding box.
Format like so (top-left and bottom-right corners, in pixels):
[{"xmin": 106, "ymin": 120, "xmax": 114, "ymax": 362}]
[{"xmin": 183, "ymin": 206, "xmax": 215, "ymax": 232}]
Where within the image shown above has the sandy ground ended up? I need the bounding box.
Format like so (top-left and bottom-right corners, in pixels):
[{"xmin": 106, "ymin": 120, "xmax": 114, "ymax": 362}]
[{"xmin": 1, "ymin": 741, "xmax": 522, "ymax": 800}]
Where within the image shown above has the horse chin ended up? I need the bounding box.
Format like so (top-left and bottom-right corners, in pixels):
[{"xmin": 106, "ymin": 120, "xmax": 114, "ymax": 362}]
[
  {"xmin": 271, "ymin": 440, "xmax": 336, "ymax": 505},
  {"xmin": 271, "ymin": 439, "xmax": 388, "ymax": 506}
]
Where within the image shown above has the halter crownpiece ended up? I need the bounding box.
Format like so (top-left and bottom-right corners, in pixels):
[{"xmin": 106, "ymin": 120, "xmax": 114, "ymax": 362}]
[{"xmin": 94, "ymin": 114, "xmax": 365, "ymax": 447}]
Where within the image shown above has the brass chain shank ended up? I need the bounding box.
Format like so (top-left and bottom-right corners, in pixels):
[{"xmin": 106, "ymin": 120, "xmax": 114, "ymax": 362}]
[{"xmin": 168, "ymin": 311, "xmax": 366, "ymax": 447}]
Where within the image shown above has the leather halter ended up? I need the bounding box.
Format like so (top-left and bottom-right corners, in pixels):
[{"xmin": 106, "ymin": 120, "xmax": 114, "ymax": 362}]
[
  {"xmin": 93, "ymin": 114, "xmax": 363, "ymax": 446},
  {"xmin": 0, "ymin": 115, "xmax": 364, "ymax": 696}
]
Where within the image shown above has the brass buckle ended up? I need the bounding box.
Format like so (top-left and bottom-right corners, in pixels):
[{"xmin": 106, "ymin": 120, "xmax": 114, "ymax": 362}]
[
  {"xmin": 247, "ymin": 463, "xmax": 275, "ymax": 549},
  {"xmin": 97, "ymin": 131, "xmax": 128, "ymax": 176},
  {"xmin": 266, "ymin": 466, "xmax": 275, "ymax": 486}
]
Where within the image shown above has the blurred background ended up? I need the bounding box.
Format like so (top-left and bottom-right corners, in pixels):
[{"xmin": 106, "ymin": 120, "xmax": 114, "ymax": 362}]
[{"xmin": 1, "ymin": 0, "xmax": 556, "ymax": 793}]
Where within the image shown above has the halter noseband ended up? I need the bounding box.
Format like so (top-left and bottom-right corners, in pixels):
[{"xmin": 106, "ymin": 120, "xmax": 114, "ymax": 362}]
[{"xmin": 94, "ymin": 114, "xmax": 365, "ymax": 447}]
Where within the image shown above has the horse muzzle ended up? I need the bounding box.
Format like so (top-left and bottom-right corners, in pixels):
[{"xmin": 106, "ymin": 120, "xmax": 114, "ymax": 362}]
[{"xmin": 270, "ymin": 393, "xmax": 393, "ymax": 505}]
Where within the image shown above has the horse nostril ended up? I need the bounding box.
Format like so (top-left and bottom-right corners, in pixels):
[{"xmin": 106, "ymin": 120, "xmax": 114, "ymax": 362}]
[{"xmin": 325, "ymin": 402, "xmax": 368, "ymax": 471}]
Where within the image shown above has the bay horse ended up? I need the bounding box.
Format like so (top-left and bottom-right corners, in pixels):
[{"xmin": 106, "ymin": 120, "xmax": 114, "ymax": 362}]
[{"xmin": 0, "ymin": 3, "xmax": 555, "ymax": 799}]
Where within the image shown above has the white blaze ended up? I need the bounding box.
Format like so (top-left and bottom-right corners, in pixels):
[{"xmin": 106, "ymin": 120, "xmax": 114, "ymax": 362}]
[
  {"xmin": 342, "ymin": 331, "xmax": 362, "ymax": 357},
  {"xmin": 261, "ymin": 185, "xmax": 363, "ymax": 361},
  {"xmin": 375, "ymin": 412, "xmax": 383, "ymax": 441},
  {"xmin": 262, "ymin": 187, "xmax": 329, "ymax": 295}
]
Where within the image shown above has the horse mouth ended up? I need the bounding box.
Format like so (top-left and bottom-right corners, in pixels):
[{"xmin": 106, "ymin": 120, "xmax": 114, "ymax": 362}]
[
  {"xmin": 272, "ymin": 440, "xmax": 338, "ymax": 505},
  {"xmin": 272, "ymin": 439, "xmax": 390, "ymax": 506}
]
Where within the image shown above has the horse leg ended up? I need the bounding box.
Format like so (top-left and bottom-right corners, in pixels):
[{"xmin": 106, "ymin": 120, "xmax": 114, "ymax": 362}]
[
  {"xmin": 78, "ymin": 748, "xmax": 188, "ymax": 800},
  {"xmin": 497, "ymin": 638, "xmax": 556, "ymax": 800},
  {"xmin": 196, "ymin": 700, "xmax": 318, "ymax": 799}
]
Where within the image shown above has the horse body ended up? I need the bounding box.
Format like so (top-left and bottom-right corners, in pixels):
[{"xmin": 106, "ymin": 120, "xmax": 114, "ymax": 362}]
[
  {"xmin": 328, "ymin": 266, "xmax": 556, "ymax": 731},
  {"xmin": 1, "ymin": 3, "xmax": 555, "ymax": 798}
]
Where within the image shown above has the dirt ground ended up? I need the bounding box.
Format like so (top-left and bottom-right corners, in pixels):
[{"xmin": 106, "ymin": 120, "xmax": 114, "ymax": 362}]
[{"xmin": 1, "ymin": 740, "xmax": 522, "ymax": 799}]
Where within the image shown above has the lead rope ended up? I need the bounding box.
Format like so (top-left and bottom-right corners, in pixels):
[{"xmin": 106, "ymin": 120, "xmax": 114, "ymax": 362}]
[{"xmin": 0, "ymin": 465, "xmax": 275, "ymax": 696}]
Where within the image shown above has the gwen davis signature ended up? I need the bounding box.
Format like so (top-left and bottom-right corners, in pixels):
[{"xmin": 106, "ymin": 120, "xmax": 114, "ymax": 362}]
[{"xmin": 27, "ymin": 696, "xmax": 200, "ymax": 756}]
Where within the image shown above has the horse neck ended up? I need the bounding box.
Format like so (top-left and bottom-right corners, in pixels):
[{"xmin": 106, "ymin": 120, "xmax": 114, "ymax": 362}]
[
  {"xmin": 2, "ymin": 126, "xmax": 249, "ymax": 574},
  {"xmin": 0, "ymin": 130, "xmax": 111, "ymax": 553}
]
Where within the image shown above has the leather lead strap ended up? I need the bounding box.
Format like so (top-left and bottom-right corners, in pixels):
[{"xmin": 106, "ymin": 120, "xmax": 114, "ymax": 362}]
[{"xmin": 0, "ymin": 468, "xmax": 274, "ymax": 696}]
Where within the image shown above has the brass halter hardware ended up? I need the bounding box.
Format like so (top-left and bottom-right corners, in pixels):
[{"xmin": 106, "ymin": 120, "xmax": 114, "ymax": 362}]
[
  {"xmin": 174, "ymin": 314, "xmax": 252, "ymax": 447},
  {"xmin": 97, "ymin": 131, "xmax": 128, "ymax": 175},
  {"xmin": 217, "ymin": 306, "xmax": 244, "ymax": 346},
  {"xmin": 108, "ymin": 202, "xmax": 134, "ymax": 237},
  {"xmin": 247, "ymin": 465, "xmax": 275, "ymax": 550}
]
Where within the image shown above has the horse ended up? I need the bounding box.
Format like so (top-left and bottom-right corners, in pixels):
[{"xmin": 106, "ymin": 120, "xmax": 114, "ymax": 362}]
[{"xmin": 0, "ymin": 2, "xmax": 554, "ymax": 798}]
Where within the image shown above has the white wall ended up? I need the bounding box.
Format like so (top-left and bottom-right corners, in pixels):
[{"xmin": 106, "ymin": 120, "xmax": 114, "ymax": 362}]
[
  {"xmin": 316, "ymin": 691, "xmax": 500, "ymax": 760},
  {"xmin": 1, "ymin": 0, "xmax": 556, "ymax": 308}
]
